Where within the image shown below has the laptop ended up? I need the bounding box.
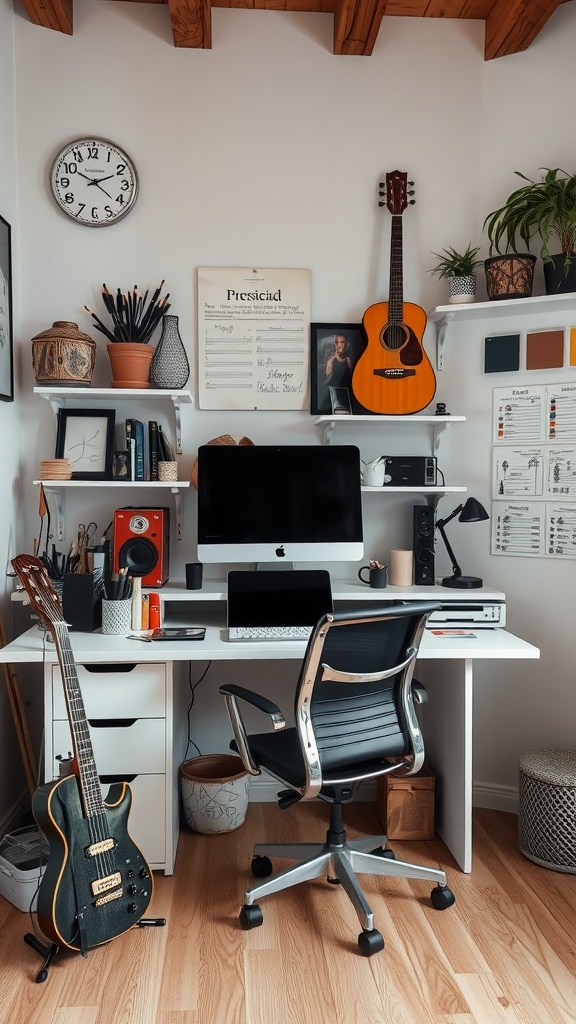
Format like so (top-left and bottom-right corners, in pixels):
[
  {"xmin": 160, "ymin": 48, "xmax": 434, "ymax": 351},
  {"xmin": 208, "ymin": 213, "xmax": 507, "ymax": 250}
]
[{"xmin": 227, "ymin": 570, "xmax": 333, "ymax": 641}]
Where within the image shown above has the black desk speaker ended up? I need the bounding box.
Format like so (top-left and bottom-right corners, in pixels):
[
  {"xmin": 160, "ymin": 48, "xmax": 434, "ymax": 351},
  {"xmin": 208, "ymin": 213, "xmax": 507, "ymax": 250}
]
[{"xmin": 412, "ymin": 505, "xmax": 435, "ymax": 586}]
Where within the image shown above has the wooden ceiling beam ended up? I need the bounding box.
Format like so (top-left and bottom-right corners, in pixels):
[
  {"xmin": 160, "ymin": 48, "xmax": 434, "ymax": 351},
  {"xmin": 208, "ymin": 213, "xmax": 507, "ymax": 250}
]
[
  {"xmin": 166, "ymin": 0, "xmax": 212, "ymax": 46},
  {"xmin": 18, "ymin": 0, "xmax": 73, "ymax": 33},
  {"xmin": 333, "ymin": 0, "xmax": 388, "ymax": 55},
  {"xmin": 484, "ymin": 0, "xmax": 564, "ymax": 59}
]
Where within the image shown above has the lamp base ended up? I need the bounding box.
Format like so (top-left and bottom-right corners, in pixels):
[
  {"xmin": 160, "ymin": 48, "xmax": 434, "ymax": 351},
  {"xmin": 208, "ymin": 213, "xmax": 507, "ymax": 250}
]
[{"xmin": 441, "ymin": 575, "xmax": 483, "ymax": 589}]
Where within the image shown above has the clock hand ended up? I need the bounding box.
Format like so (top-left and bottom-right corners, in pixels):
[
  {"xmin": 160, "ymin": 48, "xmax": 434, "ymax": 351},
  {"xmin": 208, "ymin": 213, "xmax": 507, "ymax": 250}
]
[{"xmin": 90, "ymin": 181, "xmax": 114, "ymax": 199}]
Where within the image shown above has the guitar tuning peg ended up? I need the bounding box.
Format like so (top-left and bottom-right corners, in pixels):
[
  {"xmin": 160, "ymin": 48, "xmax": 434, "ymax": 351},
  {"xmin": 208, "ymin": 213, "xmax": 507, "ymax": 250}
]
[
  {"xmin": 378, "ymin": 182, "xmax": 385, "ymax": 188},
  {"xmin": 378, "ymin": 201, "xmax": 385, "ymax": 207},
  {"xmin": 408, "ymin": 181, "xmax": 414, "ymax": 187},
  {"xmin": 408, "ymin": 199, "xmax": 416, "ymax": 205},
  {"xmin": 407, "ymin": 190, "xmax": 415, "ymax": 196}
]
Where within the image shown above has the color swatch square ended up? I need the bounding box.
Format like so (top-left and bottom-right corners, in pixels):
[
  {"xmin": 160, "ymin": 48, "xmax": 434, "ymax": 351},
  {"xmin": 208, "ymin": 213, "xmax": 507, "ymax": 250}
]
[
  {"xmin": 484, "ymin": 334, "xmax": 520, "ymax": 373},
  {"xmin": 526, "ymin": 329, "xmax": 564, "ymax": 369}
]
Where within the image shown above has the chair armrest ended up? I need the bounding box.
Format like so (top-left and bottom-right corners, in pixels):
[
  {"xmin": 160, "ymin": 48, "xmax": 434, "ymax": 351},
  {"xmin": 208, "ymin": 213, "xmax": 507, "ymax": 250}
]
[
  {"xmin": 219, "ymin": 683, "xmax": 285, "ymax": 776},
  {"xmin": 412, "ymin": 681, "xmax": 428, "ymax": 705},
  {"xmin": 219, "ymin": 684, "xmax": 285, "ymax": 727}
]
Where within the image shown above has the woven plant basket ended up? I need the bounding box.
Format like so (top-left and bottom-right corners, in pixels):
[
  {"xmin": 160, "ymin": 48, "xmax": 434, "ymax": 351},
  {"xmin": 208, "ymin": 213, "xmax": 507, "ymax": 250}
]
[
  {"xmin": 180, "ymin": 754, "xmax": 250, "ymax": 834},
  {"xmin": 32, "ymin": 321, "xmax": 96, "ymax": 386}
]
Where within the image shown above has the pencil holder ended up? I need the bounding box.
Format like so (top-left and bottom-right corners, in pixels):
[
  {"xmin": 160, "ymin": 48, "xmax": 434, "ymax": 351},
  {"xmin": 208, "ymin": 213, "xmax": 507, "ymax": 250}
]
[
  {"xmin": 158, "ymin": 461, "xmax": 178, "ymax": 482},
  {"xmin": 101, "ymin": 598, "xmax": 132, "ymax": 636}
]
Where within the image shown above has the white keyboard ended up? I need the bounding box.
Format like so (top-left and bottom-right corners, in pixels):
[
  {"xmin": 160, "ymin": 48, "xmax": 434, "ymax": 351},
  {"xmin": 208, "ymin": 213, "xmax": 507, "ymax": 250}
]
[{"xmin": 228, "ymin": 625, "xmax": 313, "ymax": 641}]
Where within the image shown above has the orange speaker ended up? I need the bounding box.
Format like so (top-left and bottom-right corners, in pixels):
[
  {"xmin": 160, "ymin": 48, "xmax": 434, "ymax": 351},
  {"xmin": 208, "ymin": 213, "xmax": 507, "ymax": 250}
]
[{"xmin": 113, "ymin": 507, "xmax": 170, "ymax": 588}]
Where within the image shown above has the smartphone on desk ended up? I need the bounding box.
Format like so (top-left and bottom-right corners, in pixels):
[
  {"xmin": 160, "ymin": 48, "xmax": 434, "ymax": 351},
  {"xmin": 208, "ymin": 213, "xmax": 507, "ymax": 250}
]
[{"xmin": 149, "ymin": 627, "xmax": 206, "ymax": 641}]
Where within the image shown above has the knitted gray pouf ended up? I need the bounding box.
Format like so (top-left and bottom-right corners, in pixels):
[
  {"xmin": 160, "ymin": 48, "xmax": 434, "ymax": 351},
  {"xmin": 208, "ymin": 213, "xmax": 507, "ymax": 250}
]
[{"xmin": 518, "ymin": 749, "xmax": 576, "ymax": 873}]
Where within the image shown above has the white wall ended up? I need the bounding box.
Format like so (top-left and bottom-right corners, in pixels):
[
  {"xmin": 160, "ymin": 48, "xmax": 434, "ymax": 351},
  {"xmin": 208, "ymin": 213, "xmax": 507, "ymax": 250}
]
[{"xmin": 2, "ymin": 1, "xmax": 575, "ymax": 816}]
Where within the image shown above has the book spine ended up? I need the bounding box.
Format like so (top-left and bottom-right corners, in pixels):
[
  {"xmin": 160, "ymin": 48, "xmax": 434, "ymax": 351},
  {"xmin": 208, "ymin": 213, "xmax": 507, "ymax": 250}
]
[
  {"xmin": 134, "ymin": 420, "xmax": 145, "ymax": 481},
  {"xmin": 125, "ymin": 419, "xmax": 135, "ymax": 480},
  {"xmin": 141, "ymin": 593, "xmax": 150, "ymax": 630},
  {"xmin": 148, "ymin": 420, "xmax": 159, "ymax": 481}
]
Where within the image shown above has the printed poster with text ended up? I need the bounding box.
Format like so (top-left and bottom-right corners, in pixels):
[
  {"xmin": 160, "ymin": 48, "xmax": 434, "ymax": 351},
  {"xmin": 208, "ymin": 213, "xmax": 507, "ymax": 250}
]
[{"xmin": 197, "ymin": 268, "xmax": 311, "ymax": 410}]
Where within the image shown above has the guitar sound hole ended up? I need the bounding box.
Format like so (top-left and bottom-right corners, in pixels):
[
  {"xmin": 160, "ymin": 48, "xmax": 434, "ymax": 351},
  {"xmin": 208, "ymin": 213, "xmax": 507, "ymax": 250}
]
[{"xmin": 381, "ymin": 323, "xmax": 408, "ymax": 351}]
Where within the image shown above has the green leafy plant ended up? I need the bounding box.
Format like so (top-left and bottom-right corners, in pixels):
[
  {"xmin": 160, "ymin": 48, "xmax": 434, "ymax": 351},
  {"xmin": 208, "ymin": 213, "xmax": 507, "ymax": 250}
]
[
  {"xmin": 483, "ymin": 167, "xmax": 576, "ymax": 270},
  {"xmin": 430, "ymin": 244, "xmax": 482, "ymax": 279}
]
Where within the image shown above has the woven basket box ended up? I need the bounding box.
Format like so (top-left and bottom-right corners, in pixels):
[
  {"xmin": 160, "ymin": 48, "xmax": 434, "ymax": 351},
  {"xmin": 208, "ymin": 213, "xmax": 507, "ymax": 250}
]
[{"xmin": 377, "ymin": 765, "xmax": 435, "ymax": 841}]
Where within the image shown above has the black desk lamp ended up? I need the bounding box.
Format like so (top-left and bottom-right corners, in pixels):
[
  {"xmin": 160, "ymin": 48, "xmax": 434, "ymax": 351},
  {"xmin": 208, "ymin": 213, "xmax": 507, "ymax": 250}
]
[{"xmin": 436, "ymin": 497, "xmax": 489, "ymax": 589}]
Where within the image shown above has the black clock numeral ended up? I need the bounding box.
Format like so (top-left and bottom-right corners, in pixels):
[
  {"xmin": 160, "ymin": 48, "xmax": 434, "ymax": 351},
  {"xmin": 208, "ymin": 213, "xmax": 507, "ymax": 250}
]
[
  {"xmin": 104, "ymin": 206, "xmax": 114, "ymax": 218},
  {"xmin": 120, "ymin": 179, "xmax": 130, "ymax": 192},
  {"xmin": 115, "ymin": 194, "xmax": 125, "ymax": 206},
  {"xmin": 116, "ymin": 163, "xmax": 126, "ymax": 175},
  {"xmin": 59, "ymin": 177, "xmax": 70, "ymax": 188},
  {"xmin": 62, "ymin": 162, "xmax": 78, "ymax": 175},
  {"xmin": 91, "ymin": 207, "xmax": 99, "ymax": 219},
  {"xmin": 71, "ymin": 149, "xmax": 84, "ymax": 163},
  {"xmin": 87, "ymin": 146, "xmax": 99, "ymax": 159},
  {"xmin": 64, "ymin": 192, "xmax": 75, "ymax": 205},
  {"xmin": 75, "ymin": 204, "xmax": 86, "ymax": 218}
]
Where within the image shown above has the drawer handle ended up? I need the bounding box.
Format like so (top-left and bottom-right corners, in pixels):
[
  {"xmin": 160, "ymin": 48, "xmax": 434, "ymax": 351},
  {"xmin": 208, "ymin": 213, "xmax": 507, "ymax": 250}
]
[
  {"xmin": 88, "ymin": 719, "xmax": 138, "ymax": 728},
  {"xmin": 100, "ymin": 774, "xmax": 137, "ymax": 784},
  {"xmin": 83, "ymin": 664, "xmax": 139, "ymax": 674}
]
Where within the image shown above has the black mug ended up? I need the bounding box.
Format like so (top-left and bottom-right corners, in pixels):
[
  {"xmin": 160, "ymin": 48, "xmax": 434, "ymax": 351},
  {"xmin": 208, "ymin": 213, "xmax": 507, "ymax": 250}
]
[
  {"xmin": 358, "ymin": 565, "xmax": 388, "ymax": 589},
  {"xmin": 185, "ymin": 563, "xmax": 203, "ymax": 590}
]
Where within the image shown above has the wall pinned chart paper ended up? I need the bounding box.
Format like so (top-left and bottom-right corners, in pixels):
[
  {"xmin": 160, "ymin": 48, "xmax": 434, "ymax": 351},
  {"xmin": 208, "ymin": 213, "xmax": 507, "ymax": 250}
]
[
  {"xmin": 493, "ymin": 386, "xmax": 546, "ymax": 443},
  {"xmin": 493, "ymin": 448, "xmax": 544, "ymax": 498},
  {"xmin": 197, "ymin": 267, "xmax": 310, "ymax": 410},
  {"xmin": 491, "ymin": 502, "xmax": 545, "ymax": 556}
]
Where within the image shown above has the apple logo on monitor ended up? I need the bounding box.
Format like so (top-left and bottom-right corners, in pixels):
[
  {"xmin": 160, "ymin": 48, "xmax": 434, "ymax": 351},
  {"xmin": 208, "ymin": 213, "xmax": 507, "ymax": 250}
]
[{"xmin": 275, "ymin": 545, "xmax": 285, "ymax": 558}]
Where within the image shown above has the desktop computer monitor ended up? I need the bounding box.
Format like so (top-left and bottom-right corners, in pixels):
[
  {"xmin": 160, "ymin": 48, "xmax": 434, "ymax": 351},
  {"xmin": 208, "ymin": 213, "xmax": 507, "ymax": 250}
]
[{"xmin": 197, "ymin": 444, "xmax": 364, "ymax": 564}]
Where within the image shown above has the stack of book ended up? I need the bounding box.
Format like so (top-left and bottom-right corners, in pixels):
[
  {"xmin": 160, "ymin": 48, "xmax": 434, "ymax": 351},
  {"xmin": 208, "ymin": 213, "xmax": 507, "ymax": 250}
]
[{"xmin": 116, "ymin": 420, "xmax": 175, "ymax": 481}]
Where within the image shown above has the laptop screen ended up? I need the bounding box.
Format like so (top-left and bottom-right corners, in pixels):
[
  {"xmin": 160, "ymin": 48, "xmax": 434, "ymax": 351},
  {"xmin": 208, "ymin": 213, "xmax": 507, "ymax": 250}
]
[{"xmin": 227, "ymin": 570, "xmax": 333, "ymax": 628}]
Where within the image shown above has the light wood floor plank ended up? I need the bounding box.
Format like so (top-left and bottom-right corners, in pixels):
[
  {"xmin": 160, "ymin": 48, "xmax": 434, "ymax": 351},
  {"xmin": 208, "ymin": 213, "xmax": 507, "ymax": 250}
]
[{"xmin": 0, "ymin": 806, "xmax": 574, "ymax": 1024}]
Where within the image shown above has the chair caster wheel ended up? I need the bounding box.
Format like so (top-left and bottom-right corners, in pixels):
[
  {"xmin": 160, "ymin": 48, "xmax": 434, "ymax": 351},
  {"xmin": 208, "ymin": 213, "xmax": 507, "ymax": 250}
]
[
  {"xmin": 431, "ymin": 884, "xmax": 456, "ymax": 910},
  {"xmin": 358, "ymin": 928, "xmax": 385, "ymax": 957},
  {"xmin": 370, "ymin": 846, "xmax": 395, "ymax": 859},
  {"xmin": 251, "ymin": 855, "xmax": 273, "ymax": 878},
  {"xmin": 239, "ymin": 904, "xmax": 263, "ymax": 930}
]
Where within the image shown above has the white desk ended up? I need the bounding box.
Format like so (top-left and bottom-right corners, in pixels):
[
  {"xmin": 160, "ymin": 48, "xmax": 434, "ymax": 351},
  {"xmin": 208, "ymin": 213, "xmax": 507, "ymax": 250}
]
[{"xmin": 1, "ymin": 585, "xmax": 539, "ymax": 874}]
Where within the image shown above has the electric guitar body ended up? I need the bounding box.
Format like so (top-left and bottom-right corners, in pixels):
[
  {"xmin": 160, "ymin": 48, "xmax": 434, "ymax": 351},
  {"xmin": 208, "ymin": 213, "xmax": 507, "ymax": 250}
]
[
  {"xmin": 11, "ymin": 554, "xmax": 153, "ymax": 954},
  {"xmin": 352, "ymin": 171, "xmax": 436, "ymax": 415},
  {"xmin": 32, "ymin": 776, "xmax": 151, "ymax": 951}
]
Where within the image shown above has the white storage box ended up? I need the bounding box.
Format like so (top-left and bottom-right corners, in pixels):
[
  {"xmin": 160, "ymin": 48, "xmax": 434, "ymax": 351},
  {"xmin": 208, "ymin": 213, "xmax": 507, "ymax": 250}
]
[{"xmin": 0, "ymin": 826, "xmax": 48, "ymax": 913}]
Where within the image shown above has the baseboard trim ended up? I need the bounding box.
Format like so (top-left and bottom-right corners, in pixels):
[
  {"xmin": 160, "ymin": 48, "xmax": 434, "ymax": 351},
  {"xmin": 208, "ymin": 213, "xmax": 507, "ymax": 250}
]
[
  {"xmin": 472, "ymin": 781, "xmax": 519, "ymax": 815},
  {"xmin": 248, "ymin": 776, "xmax": 519, "ymax": 815}
]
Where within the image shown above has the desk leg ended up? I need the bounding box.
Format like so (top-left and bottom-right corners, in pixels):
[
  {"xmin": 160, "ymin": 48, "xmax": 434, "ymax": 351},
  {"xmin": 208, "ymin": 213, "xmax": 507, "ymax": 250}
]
[{"xmin": 420, "ymin": 658, "xmax": 473, "ymax": 873}]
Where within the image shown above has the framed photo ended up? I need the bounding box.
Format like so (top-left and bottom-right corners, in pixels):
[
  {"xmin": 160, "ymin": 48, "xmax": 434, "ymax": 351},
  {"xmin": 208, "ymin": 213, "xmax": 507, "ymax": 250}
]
[
  {"xmin": 0, "ymin": 214, "xmax": 13, "ymax": 402},
  {"xmin": 310, "ymin": 323, "xmax": 367, "ymax": 415},
  {"xmin": 55, "ymin": 409, "xmax": 115, "ymax": 479}
]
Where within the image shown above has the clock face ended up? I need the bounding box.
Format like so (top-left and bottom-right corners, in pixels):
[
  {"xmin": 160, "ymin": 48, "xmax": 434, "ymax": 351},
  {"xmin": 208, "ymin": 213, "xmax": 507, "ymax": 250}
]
[{"xmin": 50, "ymin": 137, "xmax": 138, "ymax": 226}]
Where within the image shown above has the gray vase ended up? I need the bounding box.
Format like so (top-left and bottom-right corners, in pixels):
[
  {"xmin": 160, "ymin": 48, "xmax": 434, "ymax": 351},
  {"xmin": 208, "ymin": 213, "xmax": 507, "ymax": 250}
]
[{"xmin": 150, "ymin": 314, "xmax": 190, "ymax": 389}]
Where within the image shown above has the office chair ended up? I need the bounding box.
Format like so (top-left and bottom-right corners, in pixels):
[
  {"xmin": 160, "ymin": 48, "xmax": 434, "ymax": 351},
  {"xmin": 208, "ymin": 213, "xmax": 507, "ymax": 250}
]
[{"xmin": 219, "ymin": 602, "xmax": 455, "ymax": 957}]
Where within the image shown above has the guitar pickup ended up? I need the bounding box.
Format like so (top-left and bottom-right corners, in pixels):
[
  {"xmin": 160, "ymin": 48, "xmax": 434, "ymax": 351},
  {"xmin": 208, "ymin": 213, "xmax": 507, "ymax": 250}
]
[
  {"xmin": 94, "ymin": 887, "xmax": 123, "ymax": 907},
  {"xmin": 91, "ymin": 872, "xmax": 122, "ymax": 896},
  {"xmin": 86, "ymin": 838, "xmax": 115, "ymax": 858}
]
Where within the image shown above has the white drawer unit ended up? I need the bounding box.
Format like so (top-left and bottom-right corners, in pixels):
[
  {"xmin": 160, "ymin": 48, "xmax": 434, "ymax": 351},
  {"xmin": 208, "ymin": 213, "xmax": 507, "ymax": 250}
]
[{"xmin": 44, "ymin": 660, "xmax": 189, "ymax": 874}]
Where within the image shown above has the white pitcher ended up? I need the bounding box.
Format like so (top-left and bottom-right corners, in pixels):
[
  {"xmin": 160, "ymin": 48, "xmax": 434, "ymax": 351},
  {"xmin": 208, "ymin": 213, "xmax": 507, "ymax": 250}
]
[{"xmin": 361, "ymin": 457, "xmax": 386, "ymax": 487}]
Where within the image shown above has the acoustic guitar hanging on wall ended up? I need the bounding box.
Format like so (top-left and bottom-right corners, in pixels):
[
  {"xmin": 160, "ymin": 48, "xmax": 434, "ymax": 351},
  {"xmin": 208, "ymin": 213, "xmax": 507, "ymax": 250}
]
[{"xmin": 352, "ymin": 171, "xmax": 436, "ymax": 415}]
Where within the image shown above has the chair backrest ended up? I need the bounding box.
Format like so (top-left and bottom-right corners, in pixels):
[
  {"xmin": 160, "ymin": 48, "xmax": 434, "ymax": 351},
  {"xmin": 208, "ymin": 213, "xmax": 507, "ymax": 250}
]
[{"xmin": 293, "ymin": 602, "xmax": 440, "ymax": 797}]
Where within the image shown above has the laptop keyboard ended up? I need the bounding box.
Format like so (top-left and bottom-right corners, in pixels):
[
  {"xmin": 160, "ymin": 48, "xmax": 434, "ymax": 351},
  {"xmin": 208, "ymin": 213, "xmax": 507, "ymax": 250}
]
[{"xmin": 228, "ymin": 625, "xmax": 313, "ymax": 641}]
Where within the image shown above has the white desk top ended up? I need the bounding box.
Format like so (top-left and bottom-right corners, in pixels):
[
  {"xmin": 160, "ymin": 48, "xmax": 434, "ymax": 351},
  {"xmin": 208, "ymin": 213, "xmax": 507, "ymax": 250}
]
[{"xmin": 0, "ymin": 622, "xmax": 539, "ymax": 665}]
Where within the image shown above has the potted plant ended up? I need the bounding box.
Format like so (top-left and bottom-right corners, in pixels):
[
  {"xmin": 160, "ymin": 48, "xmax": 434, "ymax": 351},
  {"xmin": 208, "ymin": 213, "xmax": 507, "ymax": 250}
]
[
  {"xmin": 485, "ymin": 167, "xmax": 576, "ymax": 294},
  {"xmin": 430, "ymin": 244, "xmax": 482, "ymax": 303},
  {"xmin": 483, "ymin": 180, "xmax": 542, "ymax": 300},
  {"xmin": 84, "ymin": 281, "xmax": 170, "ymax": 388}
]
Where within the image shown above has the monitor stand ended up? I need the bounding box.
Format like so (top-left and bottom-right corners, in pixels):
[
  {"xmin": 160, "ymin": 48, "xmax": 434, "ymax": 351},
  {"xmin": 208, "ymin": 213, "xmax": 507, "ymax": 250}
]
[{"xmin": 256, "ymin": 562, "xmax": 295, "ymax": 572}]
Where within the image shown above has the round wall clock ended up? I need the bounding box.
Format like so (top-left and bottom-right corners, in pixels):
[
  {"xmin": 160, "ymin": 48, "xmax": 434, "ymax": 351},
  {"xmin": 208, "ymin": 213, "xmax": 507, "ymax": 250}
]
[{"xmin": 50, "ymin": 137, "xmax": 138, "ymax": 227}]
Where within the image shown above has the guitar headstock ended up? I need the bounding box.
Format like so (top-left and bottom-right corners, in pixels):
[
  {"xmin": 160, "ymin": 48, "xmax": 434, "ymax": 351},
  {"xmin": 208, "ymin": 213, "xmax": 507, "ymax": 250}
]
[
  {"xmin": 12, "ymin": 554, "xmax": 65, "ymax": 632},
  {"xmin": 379, "ymin": 171, "xmax": 415, "ymax": 215}
]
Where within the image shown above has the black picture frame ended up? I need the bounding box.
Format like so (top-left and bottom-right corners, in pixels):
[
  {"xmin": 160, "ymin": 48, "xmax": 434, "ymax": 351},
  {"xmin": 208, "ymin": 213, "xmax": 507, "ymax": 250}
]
[
  {"xmin": 310, "ymin": 322, "xmax": 367, "ymax": 415},
  {"xmin": 55, "ymin": 409, "xmax": 115, "ymax": 480},
  {"xmin": 0, "ymin": 214, "xmax": 14, "ymax": 402}
]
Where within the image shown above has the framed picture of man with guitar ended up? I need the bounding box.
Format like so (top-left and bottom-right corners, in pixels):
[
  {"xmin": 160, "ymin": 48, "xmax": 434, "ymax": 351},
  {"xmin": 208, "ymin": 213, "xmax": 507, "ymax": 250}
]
[{"xmin": 310, "ymin": 322, "xmax": 368, "ymax": 416}]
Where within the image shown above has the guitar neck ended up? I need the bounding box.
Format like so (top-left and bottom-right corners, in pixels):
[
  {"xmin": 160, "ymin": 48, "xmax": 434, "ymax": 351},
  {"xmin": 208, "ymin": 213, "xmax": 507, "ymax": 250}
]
[
  {"xmin": 53, "ymin": 622, "xmax": 105, "ymax": 819},
  {"xmin": 389, "ymin": 214, "xmax": 404, "ymax": 323}
]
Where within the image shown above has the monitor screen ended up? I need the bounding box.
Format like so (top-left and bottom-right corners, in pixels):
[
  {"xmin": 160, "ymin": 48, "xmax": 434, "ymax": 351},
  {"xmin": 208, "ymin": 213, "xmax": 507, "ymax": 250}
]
[{"xmin": 197, "ymin": 444, "xmax": 364, "ymax": 564}]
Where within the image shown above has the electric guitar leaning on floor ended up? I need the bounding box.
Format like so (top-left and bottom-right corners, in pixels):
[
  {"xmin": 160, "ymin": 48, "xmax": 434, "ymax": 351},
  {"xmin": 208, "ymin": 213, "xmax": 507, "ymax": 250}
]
[
  {"xmin": 352, "ymin": 171, "xmax": 436, "ymax": 415},
  {"xmin": 12, "ymin": 554, "xmax": 153, "ymax": 954}
]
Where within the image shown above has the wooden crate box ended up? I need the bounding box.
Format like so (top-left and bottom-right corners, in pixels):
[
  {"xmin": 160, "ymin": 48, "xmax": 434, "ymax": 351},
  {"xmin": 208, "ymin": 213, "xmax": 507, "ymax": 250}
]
[{"xmin": 377, "ymin": 765, "xmax": 435, "ymax": 840}]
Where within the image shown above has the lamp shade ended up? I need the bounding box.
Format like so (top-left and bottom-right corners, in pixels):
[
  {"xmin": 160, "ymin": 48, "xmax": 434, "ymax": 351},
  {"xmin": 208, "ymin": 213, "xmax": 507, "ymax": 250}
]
[{"xmin": 458, "ymin": 497, "xmax": 489, "ymax": 524}]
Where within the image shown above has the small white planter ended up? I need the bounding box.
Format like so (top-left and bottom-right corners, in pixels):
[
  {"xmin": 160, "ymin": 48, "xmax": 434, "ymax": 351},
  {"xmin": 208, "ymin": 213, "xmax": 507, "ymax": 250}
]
[{"xmin": 448, "ymin": 275, "xmax": 477, "ymax": 303}]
